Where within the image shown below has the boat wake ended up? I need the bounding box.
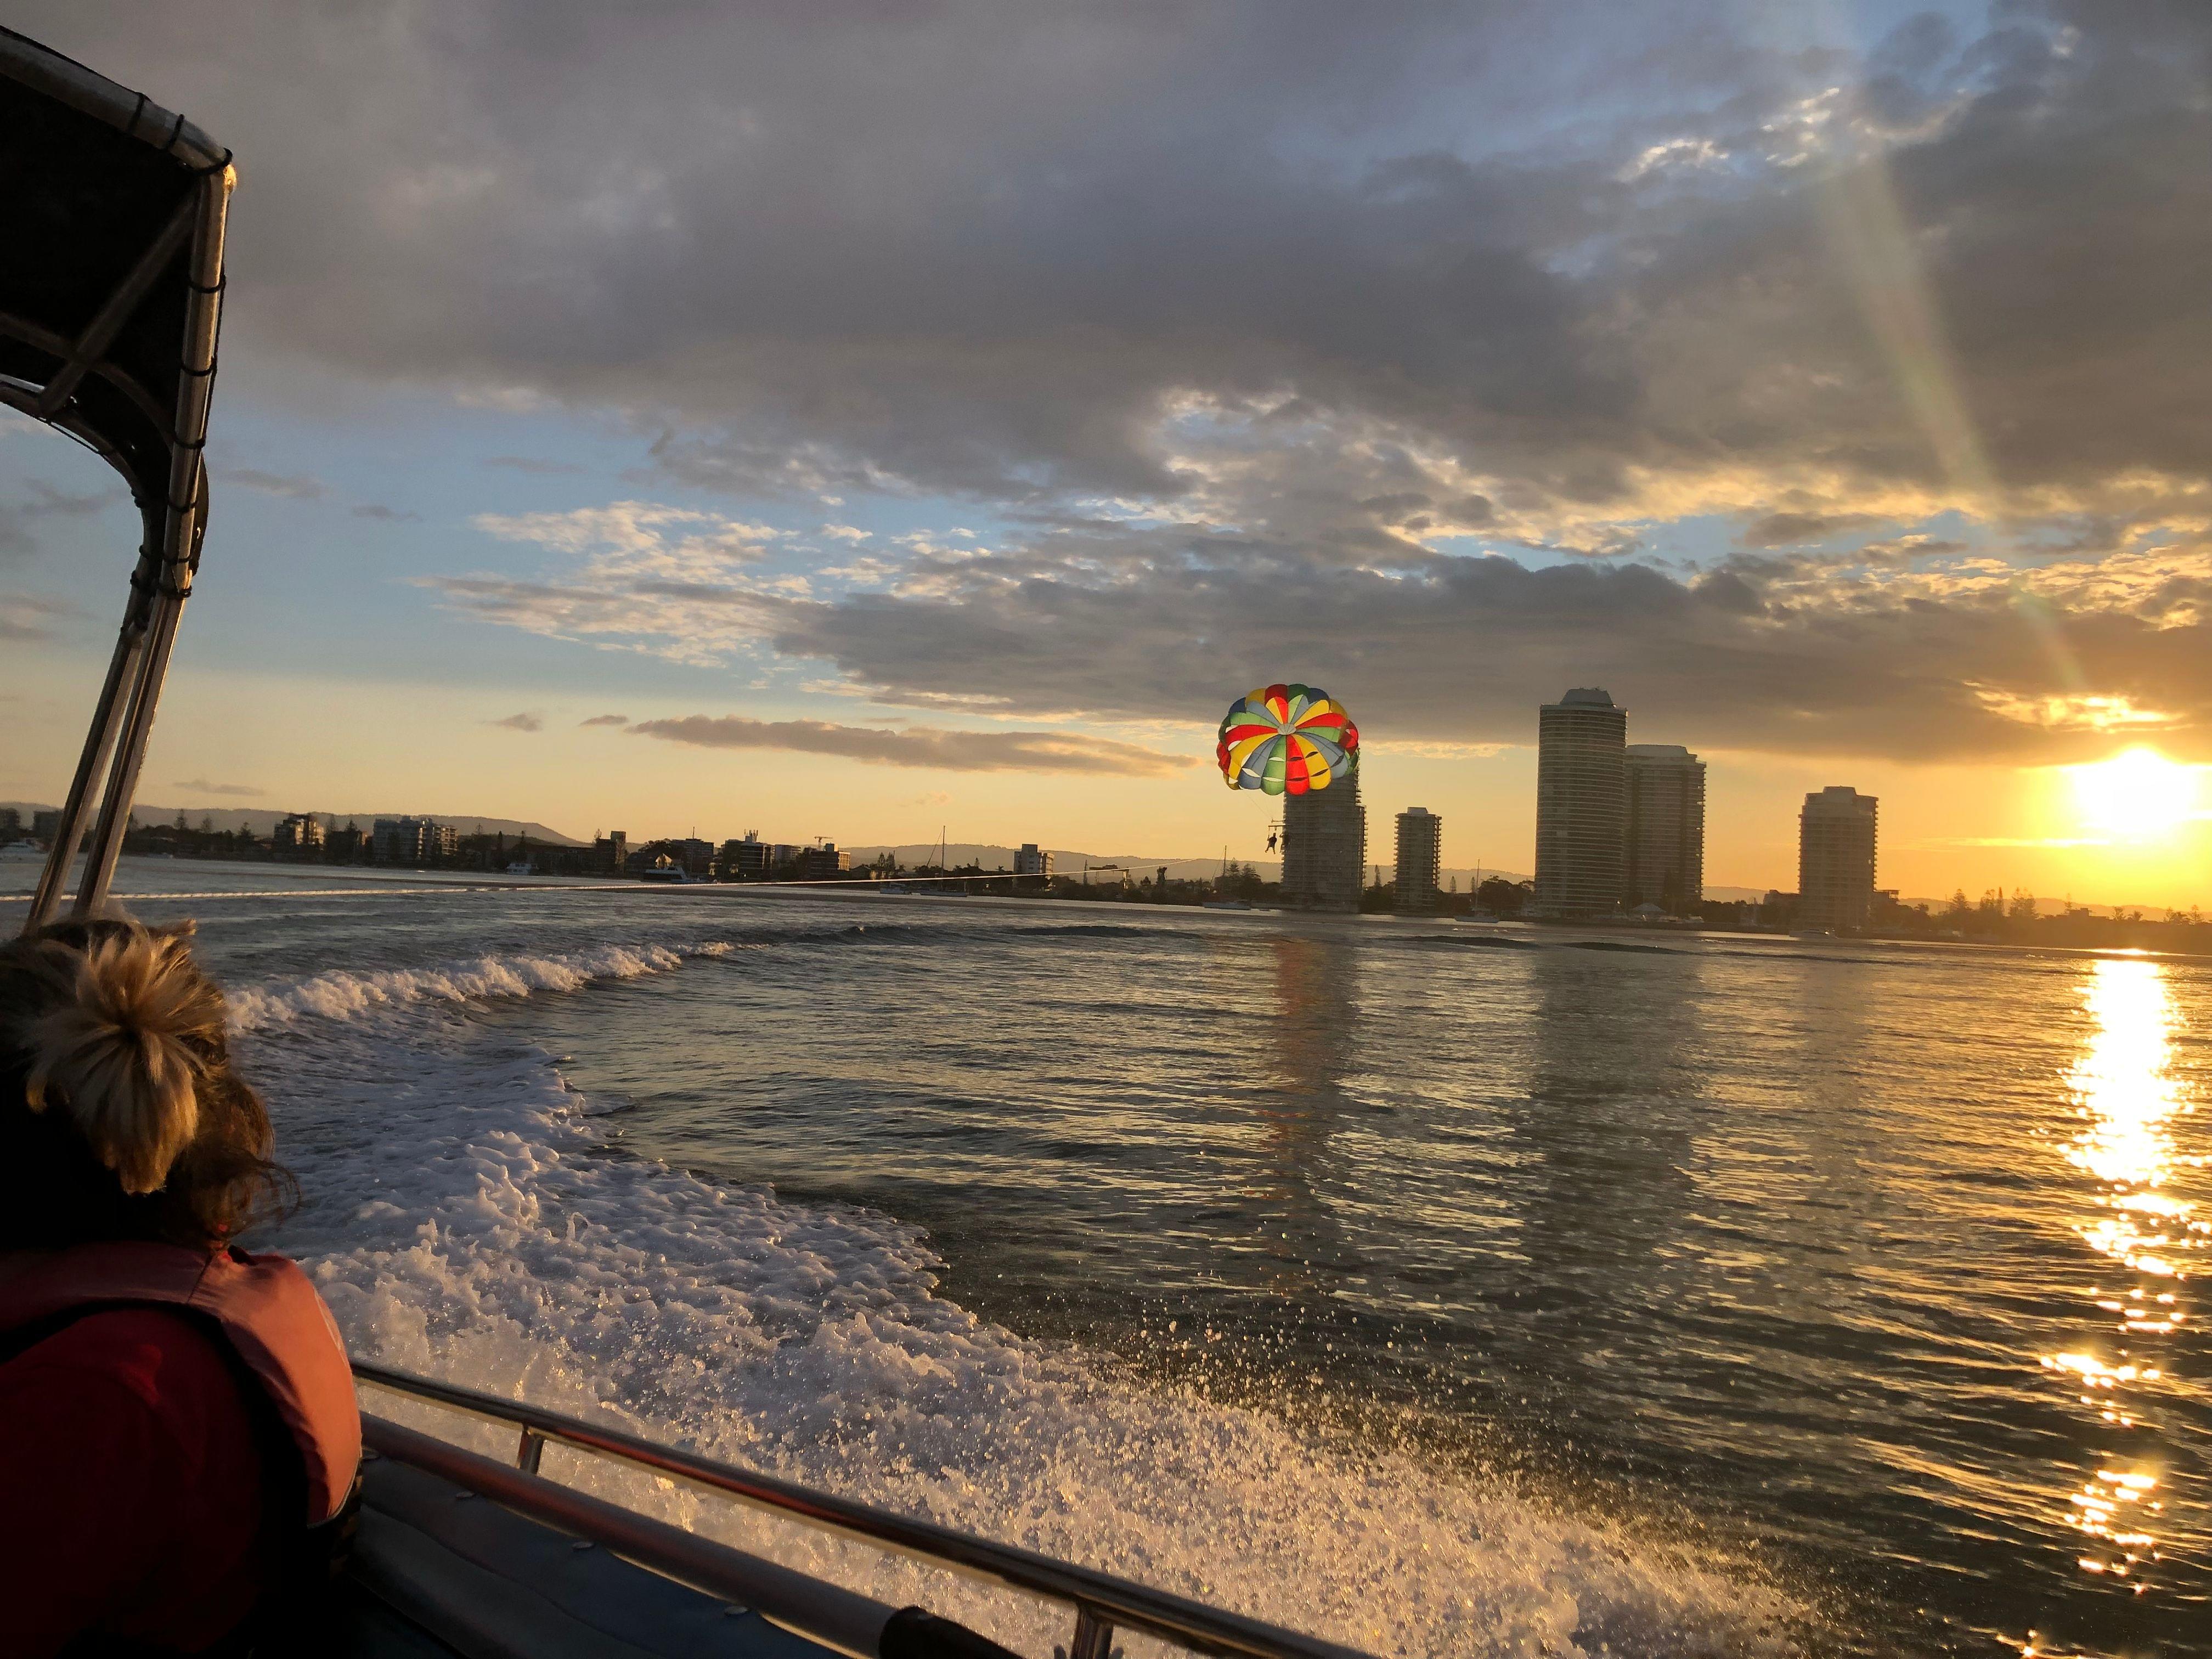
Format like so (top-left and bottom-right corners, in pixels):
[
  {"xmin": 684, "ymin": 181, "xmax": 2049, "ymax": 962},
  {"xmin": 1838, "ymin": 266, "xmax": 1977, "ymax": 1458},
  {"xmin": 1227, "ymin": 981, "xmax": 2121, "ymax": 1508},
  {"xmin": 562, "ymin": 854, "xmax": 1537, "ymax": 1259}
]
[{"xmin": 240, "ymin": 934, "xmax": 1810, "ymax": 1659}]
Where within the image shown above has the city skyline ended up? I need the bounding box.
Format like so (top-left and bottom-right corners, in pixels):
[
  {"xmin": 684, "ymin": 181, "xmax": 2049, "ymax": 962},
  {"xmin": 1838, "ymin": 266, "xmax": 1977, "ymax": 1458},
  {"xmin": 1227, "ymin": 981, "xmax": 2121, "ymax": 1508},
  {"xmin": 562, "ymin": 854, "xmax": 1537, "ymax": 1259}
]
[{"xmin": 4, "ymin": 5, "xmax": 2211, "ymax": 908}]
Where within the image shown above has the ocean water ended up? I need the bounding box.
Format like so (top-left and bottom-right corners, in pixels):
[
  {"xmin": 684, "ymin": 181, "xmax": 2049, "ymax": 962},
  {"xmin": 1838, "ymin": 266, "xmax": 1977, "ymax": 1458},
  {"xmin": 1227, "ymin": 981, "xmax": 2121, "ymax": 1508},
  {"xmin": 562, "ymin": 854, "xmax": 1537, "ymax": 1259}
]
[{"xmin": 4, "ymin": 859, "xmax": 2206, "ymax": 1659}]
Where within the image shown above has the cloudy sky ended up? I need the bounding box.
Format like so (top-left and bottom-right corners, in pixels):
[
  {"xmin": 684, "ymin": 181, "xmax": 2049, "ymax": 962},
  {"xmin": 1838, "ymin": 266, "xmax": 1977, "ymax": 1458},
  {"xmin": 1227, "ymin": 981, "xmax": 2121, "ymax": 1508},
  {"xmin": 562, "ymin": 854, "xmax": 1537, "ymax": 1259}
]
[{"xmin": 5, "ymin": 1, "xmax": 2210, "ymax": 900}]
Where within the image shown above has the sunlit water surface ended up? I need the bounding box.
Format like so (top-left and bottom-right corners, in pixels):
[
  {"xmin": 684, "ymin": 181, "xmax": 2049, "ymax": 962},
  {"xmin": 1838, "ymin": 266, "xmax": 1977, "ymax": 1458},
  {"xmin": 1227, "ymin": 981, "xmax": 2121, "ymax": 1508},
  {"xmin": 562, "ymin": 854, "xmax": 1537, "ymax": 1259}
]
[{"xmin": 6, "ymin": 861, "xmax": 2205, "ymax": 1659}]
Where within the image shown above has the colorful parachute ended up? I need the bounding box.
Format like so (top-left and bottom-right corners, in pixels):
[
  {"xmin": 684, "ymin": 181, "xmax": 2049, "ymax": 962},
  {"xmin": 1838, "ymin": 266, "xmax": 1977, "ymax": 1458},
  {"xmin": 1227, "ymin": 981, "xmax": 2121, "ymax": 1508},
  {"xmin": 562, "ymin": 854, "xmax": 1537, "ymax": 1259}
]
[{"xmin": 1216, "ymin": 684, "xmax": 1359, "ymax": 794}]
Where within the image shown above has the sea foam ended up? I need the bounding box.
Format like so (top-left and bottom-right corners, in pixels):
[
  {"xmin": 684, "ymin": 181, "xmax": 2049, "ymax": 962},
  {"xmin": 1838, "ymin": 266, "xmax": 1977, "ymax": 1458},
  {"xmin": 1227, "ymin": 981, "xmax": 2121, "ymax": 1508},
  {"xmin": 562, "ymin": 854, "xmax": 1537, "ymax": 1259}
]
[{"xmin": 239, "ymin": 935, "xmax": 1805, "ymax": 1659}]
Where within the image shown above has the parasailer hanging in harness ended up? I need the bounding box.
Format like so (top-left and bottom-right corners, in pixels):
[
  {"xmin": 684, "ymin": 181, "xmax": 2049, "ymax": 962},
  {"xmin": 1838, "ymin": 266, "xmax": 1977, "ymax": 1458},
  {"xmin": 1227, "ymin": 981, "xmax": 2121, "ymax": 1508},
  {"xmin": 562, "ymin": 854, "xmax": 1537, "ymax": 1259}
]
[{"xmin": 0, "ymin": 918, "xmax": 362, "ymax": 1655}]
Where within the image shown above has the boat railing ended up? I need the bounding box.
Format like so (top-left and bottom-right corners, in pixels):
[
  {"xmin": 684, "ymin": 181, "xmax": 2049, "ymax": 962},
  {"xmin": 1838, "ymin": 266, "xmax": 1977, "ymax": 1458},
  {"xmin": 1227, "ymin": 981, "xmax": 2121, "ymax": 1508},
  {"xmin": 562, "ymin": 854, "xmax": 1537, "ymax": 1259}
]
[{"xmin": 354, "ymin": 1361, "xmax": 1380, "ymax": 1659}]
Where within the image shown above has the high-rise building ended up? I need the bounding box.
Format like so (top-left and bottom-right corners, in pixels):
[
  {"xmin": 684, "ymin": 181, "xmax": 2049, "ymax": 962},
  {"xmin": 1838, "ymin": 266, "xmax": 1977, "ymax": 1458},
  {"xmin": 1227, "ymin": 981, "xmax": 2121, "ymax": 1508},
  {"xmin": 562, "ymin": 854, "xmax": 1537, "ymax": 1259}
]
[
  {"xmin": 1393, "ymin": 807, "xmax": 1442, "ymax": 912},
  {"xmin": 1014, "ymin": 843, "xmax": 1053, "ymax": 877},
  {"xmin": 1281, "ymin": 772, "xmax": 1365, "ymax": 912},
  {"xmin": 1624, "ymin": 744, "xmax": 1705, "ymax": 913},
  {"xmin": 1533, "ymin": 687, "xmax": 1627, "ymax": 917},
  {"xmin": 1799, "ymin": 787, "xmax": 1877, "ymax": 933}
]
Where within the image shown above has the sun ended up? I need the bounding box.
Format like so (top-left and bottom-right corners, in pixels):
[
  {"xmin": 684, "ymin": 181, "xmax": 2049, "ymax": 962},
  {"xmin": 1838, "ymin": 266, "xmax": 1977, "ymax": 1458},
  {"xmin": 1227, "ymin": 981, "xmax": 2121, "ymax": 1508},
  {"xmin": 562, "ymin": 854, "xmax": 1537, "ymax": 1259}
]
[{"xmin": 2069, "ymin": 748, "xmax": 2204, "ymax": 841}]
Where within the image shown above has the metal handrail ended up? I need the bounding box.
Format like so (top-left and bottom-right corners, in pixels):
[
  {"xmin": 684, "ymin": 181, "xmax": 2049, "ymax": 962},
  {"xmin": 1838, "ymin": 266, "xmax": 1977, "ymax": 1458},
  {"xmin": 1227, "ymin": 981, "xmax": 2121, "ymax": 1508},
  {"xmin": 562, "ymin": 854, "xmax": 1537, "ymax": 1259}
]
[{"xmin": 354, "ymin": 1360, "xmax": 1380, "ymax": 1659}]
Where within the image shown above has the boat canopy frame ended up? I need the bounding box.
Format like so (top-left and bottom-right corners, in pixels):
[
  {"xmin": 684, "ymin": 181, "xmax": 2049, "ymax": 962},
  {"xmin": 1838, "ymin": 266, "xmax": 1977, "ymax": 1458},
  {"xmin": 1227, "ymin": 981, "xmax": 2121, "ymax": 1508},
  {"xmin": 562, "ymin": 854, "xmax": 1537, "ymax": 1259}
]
[{"xmin": 1, "ymin": 28, "xmax": 234, "ymax": 932}]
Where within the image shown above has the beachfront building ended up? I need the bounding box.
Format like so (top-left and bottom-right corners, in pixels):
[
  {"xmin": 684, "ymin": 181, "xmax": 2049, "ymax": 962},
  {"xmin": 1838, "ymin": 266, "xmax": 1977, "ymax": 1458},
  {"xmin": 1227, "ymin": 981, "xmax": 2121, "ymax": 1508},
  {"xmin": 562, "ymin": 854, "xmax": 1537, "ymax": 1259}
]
[
  {"xmin": 1394, "ymin": 807, "xmax": 1442, "ymax": 912},
  {"xmin": 1014, "ymin": 843, "xmax": 1053, "ymax": 877},
  {"xmin": 1624, "ymin": 744, "xmax": 1706, "ymax": 913},
  {"xmin": 1533, "ymin": 687, "xmax": 1627, "ymax": 918},
  {"xmin": 373, "ymin": 816, "xmax": 457, "ymax": 866},
  {"xmin": 721, "ymin": 834, "xmax": 770, "ymax": 878},
  {"xmin": 1799, "ymin": 787, "xmax": 1878, "ymax": 933},
  {"xmin": 274, "ymin": 812, "xmax": 325, "ymax": 857},
  {"xmin": 798, "ymin": 843, "xmax": 850, "ymax": 880},
  {"xmin": 1282, "ymin": 773, "xmax": 1366, "ymax": 912}
]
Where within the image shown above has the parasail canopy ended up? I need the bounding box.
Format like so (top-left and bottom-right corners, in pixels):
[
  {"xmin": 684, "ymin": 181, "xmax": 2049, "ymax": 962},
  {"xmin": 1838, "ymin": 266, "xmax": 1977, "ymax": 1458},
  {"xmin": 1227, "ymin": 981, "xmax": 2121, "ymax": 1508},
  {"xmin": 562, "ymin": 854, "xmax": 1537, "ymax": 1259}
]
[{"xmin": 1216, "ymin": 684, "xmax": 1359, "ymax": 795}]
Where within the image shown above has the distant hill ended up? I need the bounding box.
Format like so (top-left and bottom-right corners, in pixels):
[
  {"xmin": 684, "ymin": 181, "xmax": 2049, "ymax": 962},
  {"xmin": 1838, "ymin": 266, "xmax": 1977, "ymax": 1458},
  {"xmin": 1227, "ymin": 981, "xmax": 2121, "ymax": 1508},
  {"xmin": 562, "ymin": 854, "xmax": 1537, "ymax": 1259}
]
[
  {"xmin": 3, "ymin": 802, "xmax": 586, "ymax": 848},
  {"xmin": 842, "ymin": 841, "xmax": 1530, "ymax": 888}
]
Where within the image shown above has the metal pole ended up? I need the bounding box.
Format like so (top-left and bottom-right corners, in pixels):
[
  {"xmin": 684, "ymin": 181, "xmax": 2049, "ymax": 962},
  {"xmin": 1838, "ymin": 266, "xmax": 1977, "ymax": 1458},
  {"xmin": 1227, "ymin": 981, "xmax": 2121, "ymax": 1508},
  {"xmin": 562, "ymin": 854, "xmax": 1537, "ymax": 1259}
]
[
  {"xmin": 76, "ymin": 571, "xmax": 184, "ymax": 915},
  {"xmin": 74, "ymin": 161, "xmax": 232, "ymax": 916},
  {"xmin": 1069, "ymin": 1606, "xmax": 1115, "ymax": 1659},
  {"xmin": 23, "ymin": 598, "xmax": 147, "ymax": 931}
]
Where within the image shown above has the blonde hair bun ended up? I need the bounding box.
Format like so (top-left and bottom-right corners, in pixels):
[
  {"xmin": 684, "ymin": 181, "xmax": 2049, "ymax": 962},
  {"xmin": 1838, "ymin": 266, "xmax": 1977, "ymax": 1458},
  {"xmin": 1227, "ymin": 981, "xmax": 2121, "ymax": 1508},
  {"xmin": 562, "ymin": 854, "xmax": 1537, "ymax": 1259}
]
[{"xmin": 20, "ymin": 923, "xmax": 224, "ymax": 1195}]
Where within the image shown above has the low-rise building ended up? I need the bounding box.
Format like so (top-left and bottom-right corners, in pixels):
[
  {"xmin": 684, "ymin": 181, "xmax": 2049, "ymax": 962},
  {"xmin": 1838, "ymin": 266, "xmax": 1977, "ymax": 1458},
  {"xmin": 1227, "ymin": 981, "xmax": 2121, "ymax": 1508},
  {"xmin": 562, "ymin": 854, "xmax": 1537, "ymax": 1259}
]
[
  {"xmin": 373, "ymin": 816, "xmax": 457, "ymax": 866},
  {"xmin": 274, "ymin": 813, "xmax": 325, "ymax": 856},
  {"xmin": 798, "ymin": 843, "xmax": 850, "ymax": 881},
  {"xmin": 1013, "ymin": 843, "xmax": 1053, "ymax": 877},
  {"xmin": 721, "ymin": 834, "xmax": 771, "ymax": 879}
]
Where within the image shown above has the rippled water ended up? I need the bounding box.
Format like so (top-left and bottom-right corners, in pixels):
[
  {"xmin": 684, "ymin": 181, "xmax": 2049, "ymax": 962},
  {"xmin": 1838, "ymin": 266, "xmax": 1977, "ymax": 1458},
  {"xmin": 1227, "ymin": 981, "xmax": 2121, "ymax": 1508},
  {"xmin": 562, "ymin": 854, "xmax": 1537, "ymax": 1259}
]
[{"xmin": 6, "ymin": 861, "xmax": 2205, "ymax": 1659}]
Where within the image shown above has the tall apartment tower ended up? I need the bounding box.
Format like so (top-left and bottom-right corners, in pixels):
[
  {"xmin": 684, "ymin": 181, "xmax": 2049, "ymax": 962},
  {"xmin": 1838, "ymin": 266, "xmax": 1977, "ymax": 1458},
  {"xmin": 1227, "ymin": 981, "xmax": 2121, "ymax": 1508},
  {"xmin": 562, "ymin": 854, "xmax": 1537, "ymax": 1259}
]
[
  {"xmin": 1533, "ymin": 687, "xmax": 1627, "ymax": 917},
  {"xmin": 1394, "ymin": 806, "xmax": 1442, "ymax": 912},
  {"xmin": 1282, "ymin": 772, "xmax": 1366, "ymax": 912},
  {"xmin": 1624, "ymin": 744, "xmax": 1706, "ymax": 913},
  {"xmin": 1799, "ymin": 787, "xmax": 1878, "ymax": 933}
]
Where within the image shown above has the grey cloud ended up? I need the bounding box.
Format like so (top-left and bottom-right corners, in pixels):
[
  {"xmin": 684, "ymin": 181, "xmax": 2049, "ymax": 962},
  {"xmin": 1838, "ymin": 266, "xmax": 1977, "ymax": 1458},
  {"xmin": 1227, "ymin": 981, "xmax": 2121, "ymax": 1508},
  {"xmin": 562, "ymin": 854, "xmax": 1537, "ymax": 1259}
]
[
  {"xmin": 491, "ymin": 712, "xmax": 544, "ymax": 731},
  {"xmin": 747, "ymin": 527, "xmax": 2212, "ymax": 765},
  {"xmin": 0, "ymin": 592, "xmax": 73, "ymax": 640},
  {"xmin": 352, "ymin": 503, "xmax": 421, "ymax": 522},
  {"xmin": 485, "ymin": 456, "xmax": 586, "ymax": 476},
  {"xmin": 36, "ymin": 2, "xmax": 2202, "ymax": 514},
  {"xmin": 579, "ymin": 713, "xmax": 629, "ymax": 727},
  {"xmin": 23, "ymin": 482, "xmax": 115, "ymax": 517},
  {"xmin": 1741, "ymin": 512, "xmax": 1878, "ymax": 549},
  {"xmin": 21, "ymin": 1, "xmax": 2212, "ymax": 764},
  {"xmin": 227, "ymin": 469, "xmax": 326, "ymax": 500},
  {"xmin": 2, "ymin": 482, "xmax": 122, "ymax": 561},
  {"xmin": 630, "ymin": 715, "xmax": 1194, "ymax": 776},
  {"xmin": 172, "ymin": 778, "xmax": 266, "ymax": 798}
]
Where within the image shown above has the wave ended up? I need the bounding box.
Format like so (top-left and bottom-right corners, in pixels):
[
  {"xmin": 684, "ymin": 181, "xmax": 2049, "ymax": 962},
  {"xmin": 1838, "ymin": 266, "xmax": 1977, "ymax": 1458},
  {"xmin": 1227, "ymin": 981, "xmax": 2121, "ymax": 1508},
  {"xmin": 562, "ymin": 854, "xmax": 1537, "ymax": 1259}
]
[
  {"xmin": 229, "ymin": 940, "xmax": 738, "ymax": 1030},
  {"xmin": 232, "ymin": 929, "xmax": 1807, "ymax": 1658}
]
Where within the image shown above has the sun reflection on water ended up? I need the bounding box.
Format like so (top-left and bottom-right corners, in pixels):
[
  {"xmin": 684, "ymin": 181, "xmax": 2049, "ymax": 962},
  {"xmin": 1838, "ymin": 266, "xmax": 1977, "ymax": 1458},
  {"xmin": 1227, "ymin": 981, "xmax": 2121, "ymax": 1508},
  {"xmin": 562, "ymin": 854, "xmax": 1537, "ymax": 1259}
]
[{"xmin": 2043, "ymin": 958, "xmax": 2203, "ymax": 1600}]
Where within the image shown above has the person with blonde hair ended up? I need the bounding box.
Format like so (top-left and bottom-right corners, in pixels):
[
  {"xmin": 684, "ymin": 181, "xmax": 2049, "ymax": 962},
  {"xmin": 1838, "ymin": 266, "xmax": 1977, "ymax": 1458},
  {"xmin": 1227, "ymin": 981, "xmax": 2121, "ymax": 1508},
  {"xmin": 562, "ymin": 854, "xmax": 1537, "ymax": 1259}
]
[{"xmin": 0, "ymin": 917, "xmax": 360, "ymax": 1655}]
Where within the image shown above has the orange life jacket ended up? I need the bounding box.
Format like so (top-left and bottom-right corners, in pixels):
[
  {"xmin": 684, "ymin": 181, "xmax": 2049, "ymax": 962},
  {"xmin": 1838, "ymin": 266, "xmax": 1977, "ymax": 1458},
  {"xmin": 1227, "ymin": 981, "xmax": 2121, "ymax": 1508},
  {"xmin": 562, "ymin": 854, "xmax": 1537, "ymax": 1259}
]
[{"xmin": 0, "ymin": 1240, "xmax": 361, "ymax": 1525}]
